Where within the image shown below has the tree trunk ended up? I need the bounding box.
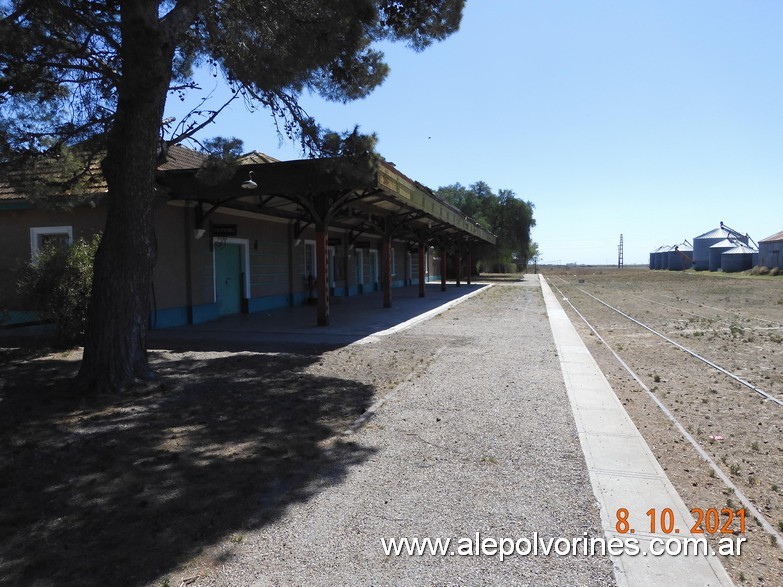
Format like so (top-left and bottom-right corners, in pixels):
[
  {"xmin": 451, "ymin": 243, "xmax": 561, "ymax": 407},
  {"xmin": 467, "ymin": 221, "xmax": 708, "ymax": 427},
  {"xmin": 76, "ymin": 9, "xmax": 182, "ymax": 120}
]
[{"xmin": 76, "ymin": 2, "xmax": 175, "ymax": 392}]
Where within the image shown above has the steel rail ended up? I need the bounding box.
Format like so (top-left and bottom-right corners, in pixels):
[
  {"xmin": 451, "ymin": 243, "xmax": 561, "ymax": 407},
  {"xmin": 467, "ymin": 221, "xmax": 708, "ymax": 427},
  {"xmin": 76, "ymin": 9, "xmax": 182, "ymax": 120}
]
[{"xmin": 569, "ymin": 285, "xmax": 783, "ymax": 408}]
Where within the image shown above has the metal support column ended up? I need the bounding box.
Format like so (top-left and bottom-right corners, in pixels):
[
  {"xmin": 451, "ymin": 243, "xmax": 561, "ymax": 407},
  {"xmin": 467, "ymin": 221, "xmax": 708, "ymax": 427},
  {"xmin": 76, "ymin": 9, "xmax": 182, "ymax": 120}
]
[{"xmin": 466, "ymin": 249, "xmax": 472, "ymax": 285}]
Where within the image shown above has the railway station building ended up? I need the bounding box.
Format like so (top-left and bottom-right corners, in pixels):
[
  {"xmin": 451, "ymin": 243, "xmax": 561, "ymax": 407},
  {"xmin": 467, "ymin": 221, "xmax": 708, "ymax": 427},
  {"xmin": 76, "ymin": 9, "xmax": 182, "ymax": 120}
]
[{"xmin": 0, "ymin": 146, "xmax": 495, "ymax": 328}]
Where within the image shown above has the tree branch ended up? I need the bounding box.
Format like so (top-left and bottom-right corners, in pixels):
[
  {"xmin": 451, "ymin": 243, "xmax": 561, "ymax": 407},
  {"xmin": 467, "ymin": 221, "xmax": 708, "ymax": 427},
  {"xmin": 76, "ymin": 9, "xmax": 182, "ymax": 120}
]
[{"xmin": 167, "ymin": 90, "xmax": 240, "ymax": 146}]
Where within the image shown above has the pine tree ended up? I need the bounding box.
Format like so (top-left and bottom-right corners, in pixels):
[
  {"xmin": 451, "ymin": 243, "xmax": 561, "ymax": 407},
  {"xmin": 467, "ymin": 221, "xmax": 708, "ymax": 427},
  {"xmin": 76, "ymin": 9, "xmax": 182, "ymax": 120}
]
[{"xmin": 0, "ymin": 0, "xmax": 464, "ymax": 391}]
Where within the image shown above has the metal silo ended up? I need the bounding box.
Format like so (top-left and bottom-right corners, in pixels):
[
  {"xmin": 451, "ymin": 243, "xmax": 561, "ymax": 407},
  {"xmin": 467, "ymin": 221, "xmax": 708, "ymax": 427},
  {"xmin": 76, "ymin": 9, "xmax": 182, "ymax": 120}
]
[
  {"xmin": 709, "ymin": 238, "xmax": 740, "ymax": 271},
  {"xmin": 693, "ymin": 222, "xmax": 749, "ymax": 270},
  {"xmin": 649, "ymin": 246, "xmax": 660, "ymax": 269},
  {"xmin": 668, "ymin": 242, "xmax": 694, "ymax": 271},
  {"xmin": 721, "ymin": 244, "xmax": 757, "ymax": 273},
  {"xmin": 659, "ymin": 245, "xmax": 672, "ymax": 270},
  {"xmin": 649, "ymin": 247, "xmax": 658, "ymax": 270},
  {"xmin": 653, "ymin": 245, "xmax": 667, "ymax": 269}
]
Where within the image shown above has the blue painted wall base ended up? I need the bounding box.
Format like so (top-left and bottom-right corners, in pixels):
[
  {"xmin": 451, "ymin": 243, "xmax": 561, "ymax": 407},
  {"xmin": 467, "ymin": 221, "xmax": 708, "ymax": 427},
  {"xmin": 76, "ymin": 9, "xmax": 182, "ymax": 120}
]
[{"xmin": 248, "ymin": 295, "xmax": 290, "ymax": 313}]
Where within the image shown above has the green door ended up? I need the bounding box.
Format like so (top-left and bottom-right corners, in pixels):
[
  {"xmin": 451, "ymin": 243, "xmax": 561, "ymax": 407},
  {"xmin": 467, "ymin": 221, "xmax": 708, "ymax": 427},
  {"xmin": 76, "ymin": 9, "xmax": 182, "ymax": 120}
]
[{"xmin": 215, "ymin": 243, "xmax": 242, "ymax": 315}]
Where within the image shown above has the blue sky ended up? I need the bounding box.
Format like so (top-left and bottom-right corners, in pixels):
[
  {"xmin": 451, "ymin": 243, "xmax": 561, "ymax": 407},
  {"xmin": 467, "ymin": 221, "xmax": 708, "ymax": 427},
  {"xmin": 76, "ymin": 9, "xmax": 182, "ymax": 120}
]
[{"xmin": 164, "ymin": 0, "xmax": 783, "ymax": 265}]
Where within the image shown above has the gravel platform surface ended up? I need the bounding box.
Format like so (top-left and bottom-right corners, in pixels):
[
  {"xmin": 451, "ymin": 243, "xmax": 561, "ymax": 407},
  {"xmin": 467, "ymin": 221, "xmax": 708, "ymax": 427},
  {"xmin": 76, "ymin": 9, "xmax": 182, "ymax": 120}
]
[{"xmin": 201, "ymin": 281, "xmax": 616, "ymax": 586}]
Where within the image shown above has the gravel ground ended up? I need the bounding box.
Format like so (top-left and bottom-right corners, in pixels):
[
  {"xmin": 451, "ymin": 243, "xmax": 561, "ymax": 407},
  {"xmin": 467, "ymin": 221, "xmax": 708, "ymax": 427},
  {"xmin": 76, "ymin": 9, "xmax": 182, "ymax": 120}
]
[{"xmin": 185, "ymin": 280, "xmax": 615, "ymax": 586}]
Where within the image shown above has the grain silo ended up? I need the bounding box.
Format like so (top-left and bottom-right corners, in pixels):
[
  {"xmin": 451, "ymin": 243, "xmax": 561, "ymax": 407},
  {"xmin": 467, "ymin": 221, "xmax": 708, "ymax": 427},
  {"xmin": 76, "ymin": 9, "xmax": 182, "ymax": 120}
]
[
  {"xmin": 709, "ymin": 238, "xmax": 741, "ymax": 271},
  {"xmin": 661, "ymin": 245, "xmax": 674, "ymax": 270},
  {"xmin": 649, "ymin": 247, "xmax": 660, "ymax": 270},
  {"xmin": 693, "ymin": 222, "xmax": 749, "ymax": 270},
  {"xmin": 668, "ymin": 242, "xmax": 694, "ymax": 271},
  {"xmin": 653, "ymin": 245, "xmax": 668, "ymax": 270},
  {"xmin": 759, "ymin": 230, "xmax": 783, "ymax": 270},
  {"xmin": 721, "ymin": 244, "xmax": 757, "ymax": 273}
]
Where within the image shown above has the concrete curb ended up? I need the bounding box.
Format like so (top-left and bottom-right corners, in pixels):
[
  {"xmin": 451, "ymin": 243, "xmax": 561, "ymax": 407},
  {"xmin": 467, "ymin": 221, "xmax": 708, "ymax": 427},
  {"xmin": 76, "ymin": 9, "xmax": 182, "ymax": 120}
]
[{"xmin": 349, "ymin": 283, "xmax": 494, "ymax": 346}]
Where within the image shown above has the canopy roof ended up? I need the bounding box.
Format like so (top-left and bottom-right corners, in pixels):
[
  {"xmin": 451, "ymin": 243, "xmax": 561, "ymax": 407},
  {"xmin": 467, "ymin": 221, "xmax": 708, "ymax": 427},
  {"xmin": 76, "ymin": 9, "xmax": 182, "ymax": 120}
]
[{"xmin": 157, "ymin": 154, "xmax": 496, "ymax": 246}]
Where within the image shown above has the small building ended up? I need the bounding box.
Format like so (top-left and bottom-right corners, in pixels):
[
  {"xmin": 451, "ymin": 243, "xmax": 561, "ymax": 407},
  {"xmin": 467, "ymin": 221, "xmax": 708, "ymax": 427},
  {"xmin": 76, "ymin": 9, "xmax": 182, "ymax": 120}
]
[{"xmin": 758, "ymin": 230, "xmax": 783, "ymax": 270}]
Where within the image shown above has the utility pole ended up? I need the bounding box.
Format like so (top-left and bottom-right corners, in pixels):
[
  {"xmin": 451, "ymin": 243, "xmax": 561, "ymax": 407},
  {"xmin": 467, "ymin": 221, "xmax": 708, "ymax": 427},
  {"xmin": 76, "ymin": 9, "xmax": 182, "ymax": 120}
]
[{"xmin": 618, "ymin": 234, "xmax": 624, "ymax": 269}]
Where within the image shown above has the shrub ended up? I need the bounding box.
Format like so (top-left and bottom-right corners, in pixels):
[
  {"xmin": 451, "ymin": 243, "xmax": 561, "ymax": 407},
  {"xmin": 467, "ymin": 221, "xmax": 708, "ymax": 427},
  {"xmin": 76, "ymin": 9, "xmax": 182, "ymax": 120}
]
[
  {"xmin": 758, "ymin": 266, "xmax": 770, "ymax": 275},
  {"xmin": 771, "ymin": 267, "xmax": 780, "ymax": 277},
  {"xmin": 18, "ymin": 234, "xmax": 100, "ymax": 347}
]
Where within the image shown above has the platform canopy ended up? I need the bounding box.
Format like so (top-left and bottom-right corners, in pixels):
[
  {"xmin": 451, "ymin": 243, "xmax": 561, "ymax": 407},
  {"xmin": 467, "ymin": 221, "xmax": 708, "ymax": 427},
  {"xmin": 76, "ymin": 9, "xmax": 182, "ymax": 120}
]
[{"xmin": 157, "ymin": 154, "xmax": 496, "ymax": 247}]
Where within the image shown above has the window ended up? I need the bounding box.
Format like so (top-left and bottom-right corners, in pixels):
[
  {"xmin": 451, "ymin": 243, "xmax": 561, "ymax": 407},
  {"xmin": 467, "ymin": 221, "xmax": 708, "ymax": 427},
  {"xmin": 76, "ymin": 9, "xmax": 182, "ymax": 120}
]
[
  {"xmin": 304, "ymin": 241, "xmax": 316, "ymax": 278},
  {"xmin": 30, "ymin": 226, "xmax": 73, "ymax": 258}
]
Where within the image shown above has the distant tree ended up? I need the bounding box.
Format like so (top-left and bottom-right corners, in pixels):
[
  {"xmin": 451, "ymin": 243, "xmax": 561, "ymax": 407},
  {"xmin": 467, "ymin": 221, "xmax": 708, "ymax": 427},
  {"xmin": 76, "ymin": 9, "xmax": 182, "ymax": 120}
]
[
  {"xmin": 318, "ymin": 125, "xmax": 379, "ymax": 158},
  {"xmin": 194, "ymin": 136, "xmax": 244, "ymax": 185},
  {"xmin": 437, "ymin": 182, "xmax": 535, "ymax": 272},
  {"xmin": 527, "ymin": 242, "xmax": 540, "ymax": 272},
  {"xmin": 0, "ymin": 0, "xmax": 465, "ymax": 392},
  {"xmin": 528, "ymin": 242, "xmax": 540, "ymax": 263}
]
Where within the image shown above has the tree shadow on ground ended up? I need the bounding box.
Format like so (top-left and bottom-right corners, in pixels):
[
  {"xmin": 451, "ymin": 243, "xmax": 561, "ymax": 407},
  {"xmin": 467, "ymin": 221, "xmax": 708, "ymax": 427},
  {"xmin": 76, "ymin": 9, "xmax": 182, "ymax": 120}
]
[{"xmin": 0, "ymin": 346, "xmax": 376, "ymax": 586}]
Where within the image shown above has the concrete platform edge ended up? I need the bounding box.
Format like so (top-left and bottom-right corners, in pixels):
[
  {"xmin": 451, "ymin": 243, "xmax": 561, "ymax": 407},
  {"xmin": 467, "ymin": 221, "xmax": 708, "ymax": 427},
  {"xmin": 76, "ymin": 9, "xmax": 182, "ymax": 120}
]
[{"xmin": 350, "ymin": 283, "xmax": 494, "ymax": 345}]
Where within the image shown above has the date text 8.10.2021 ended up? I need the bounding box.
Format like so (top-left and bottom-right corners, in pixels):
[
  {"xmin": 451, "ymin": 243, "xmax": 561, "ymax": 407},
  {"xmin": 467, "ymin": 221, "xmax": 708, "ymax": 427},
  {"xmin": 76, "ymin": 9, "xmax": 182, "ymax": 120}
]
[{"xmin": 615, "ymin": 507, "xmax": 745, "ymax": 535}]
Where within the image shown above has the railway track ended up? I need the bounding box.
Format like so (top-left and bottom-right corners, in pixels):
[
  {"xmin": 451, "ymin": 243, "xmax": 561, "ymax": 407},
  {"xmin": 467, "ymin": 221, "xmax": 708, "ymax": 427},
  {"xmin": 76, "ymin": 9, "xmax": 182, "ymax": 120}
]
[
  {"xmin": 564, "ymin": 283, "xmax": 783, "ymax": 407},
  {"xmin": 544, "ymin": 273, "xmax": 783, "ymax": 555}
]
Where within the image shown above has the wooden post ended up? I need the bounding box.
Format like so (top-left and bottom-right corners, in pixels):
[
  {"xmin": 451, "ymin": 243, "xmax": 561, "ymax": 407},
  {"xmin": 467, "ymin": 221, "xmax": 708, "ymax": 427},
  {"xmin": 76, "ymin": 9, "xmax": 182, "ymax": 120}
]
[{"xmin": 315, "ymin": 229, "xmax": 329, "ymax": 326}]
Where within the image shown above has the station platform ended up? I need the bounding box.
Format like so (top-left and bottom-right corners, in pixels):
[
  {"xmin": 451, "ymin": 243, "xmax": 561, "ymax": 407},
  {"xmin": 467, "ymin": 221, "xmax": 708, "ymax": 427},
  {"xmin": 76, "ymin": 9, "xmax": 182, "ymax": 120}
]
[{"xmin": 149, "ymin": 281, "xmax": 488, "ymax": 352}]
